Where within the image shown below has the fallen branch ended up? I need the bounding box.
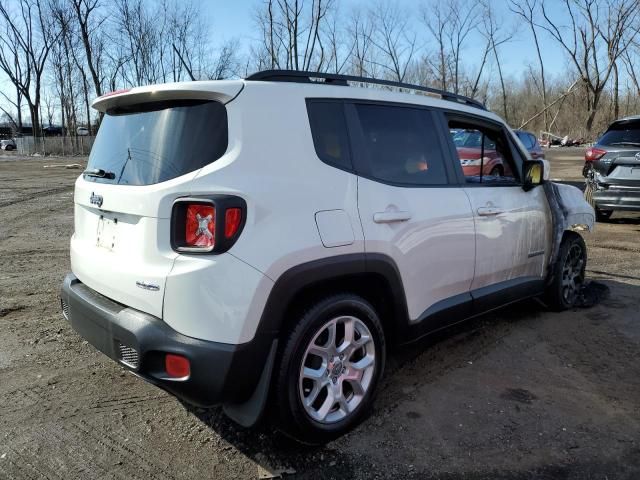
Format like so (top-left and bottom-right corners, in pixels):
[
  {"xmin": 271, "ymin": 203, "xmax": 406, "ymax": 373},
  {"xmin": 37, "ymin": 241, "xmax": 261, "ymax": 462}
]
[{"xmin": 518, "ymin": 79, "xmax": 579, "ymax": 129}]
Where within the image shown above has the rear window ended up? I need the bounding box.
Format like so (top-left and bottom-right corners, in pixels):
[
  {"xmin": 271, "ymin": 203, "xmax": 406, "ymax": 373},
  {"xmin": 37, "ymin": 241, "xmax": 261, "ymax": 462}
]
[
  {"xmin": 306, "ymin": 101, "xmax": 352, "ymax": 170},
  {"xmin": 85, "ymin": 100, "xmax": 228, "ymax": 185},
  {"xmin": 598, "ymin": 121, "xmax": 640, "ymax": 147}
]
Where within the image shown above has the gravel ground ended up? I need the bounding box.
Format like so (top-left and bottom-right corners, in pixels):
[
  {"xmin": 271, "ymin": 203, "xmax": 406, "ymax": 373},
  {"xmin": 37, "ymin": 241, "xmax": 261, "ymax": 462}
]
[{"xmin": 0, "ymin": 148, "xmax": 639, "ymax": 479}]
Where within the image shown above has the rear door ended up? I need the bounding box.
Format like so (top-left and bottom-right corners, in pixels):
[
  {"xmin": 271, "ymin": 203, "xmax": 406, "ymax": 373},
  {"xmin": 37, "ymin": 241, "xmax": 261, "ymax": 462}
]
[
  {"xmin": 71, "ymin": 99, "xmax": 230, "ymax": 318},
  {"xmin": 443, "ymin": 113, "xmax": 550, "ymax": 301},
  {"xmin": 351, "ymin": 102, "xmax": 476, "ymax": 329}
]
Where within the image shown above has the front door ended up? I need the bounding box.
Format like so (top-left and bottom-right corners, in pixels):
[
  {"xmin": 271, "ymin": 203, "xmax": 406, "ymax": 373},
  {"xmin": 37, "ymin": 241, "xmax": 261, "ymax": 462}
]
[{"xmin": 445, "ymin": 114, "xmax": 551, "ymax": 294}]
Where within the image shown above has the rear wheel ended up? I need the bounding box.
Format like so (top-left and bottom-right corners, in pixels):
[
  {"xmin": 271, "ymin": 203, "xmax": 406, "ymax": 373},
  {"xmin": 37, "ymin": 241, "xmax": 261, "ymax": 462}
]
[
  {"xmin": 274, "ymin": 294, "xmax": 386, "ymax": 444},
  {"xmin": 545, "ymin": 233, "xmax": 587, "ymax": 311}
]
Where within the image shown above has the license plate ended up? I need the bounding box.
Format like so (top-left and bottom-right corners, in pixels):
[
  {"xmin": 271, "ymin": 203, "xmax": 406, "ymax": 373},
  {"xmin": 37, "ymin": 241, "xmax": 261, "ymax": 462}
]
[{"xmin": 96, "ymin": 216, "xmax": 118, "ymax": 250}]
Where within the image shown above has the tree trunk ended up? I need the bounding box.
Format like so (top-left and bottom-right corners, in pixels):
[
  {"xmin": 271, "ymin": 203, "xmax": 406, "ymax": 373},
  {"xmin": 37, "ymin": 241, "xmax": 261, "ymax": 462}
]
[{"xmin": 613, "ymin": 61, "xmax": 619, "ymax": 120}]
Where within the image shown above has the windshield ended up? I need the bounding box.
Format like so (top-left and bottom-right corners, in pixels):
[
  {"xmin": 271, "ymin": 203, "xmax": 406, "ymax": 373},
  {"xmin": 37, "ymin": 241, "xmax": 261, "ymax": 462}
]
[
  {"xmin": 85, "ymin": 99, "xmax": 228, "ymax": 185},
  {"xmin": 598, "ymin": 121, "xmax": 640, "ymax": 147}
]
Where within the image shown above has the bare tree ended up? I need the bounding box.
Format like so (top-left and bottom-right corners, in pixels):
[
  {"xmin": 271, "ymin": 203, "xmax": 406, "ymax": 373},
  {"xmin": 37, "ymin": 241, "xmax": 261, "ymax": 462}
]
[
  {"xmin": 509, "ymin": 0, "xmax": 549, "ymax": 130},
  {"xmin": 347, "ymin": 6, "xmax": 374, "ymax": 77},
  {"xmin": 538, "ymin": 0, "xmax": 640, "ymax": 132},
  {"xmin": 254, "ymin": 0, "xmax": 333, "ymax": 71},
  {"xmin": 71, "ymin": 0, "xmax": 104, "ymax": 98},
  {"xmin": 0, "ymin": 0, "xmax": 60, "ymax": 136},
  {"xmin": 368, "ymin": 2, "xmax": 417, "ymax": 82},
  {"xmin": 479, "ymin": 1, "xmax": 514, "ymax": 121}
]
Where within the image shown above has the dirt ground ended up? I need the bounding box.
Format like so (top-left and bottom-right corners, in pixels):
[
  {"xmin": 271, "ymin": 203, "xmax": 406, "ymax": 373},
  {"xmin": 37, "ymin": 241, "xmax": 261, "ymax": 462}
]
[{"xmin": 1, "ymin": 148, "xmax": 639, "ymax": 479}]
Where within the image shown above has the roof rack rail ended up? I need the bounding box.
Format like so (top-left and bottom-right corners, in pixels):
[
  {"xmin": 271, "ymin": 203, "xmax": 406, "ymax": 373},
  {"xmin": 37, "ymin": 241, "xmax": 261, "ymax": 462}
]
[{"xmin": 245, "ymin": 69, "xmax": 486, "ymax": 110}]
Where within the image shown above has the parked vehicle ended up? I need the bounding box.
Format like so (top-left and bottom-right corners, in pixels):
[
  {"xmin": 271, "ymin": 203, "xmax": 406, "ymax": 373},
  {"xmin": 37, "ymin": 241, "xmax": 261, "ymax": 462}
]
[
  {"xmin": 514, "ymin": 129, "xmax": 545, "ymax": 159},
  {"xmin": 60, "ymin": 70, "xmax": 594, "ymax": 444},
  {"xmin": 583, "ymin": 115, "xmax": 640, "ymax": 221},
  {"xmin": 43, "ymin": 125, "xmax": 64, "ymax": 136},
  {"xmin": 0, "ymin": 139, "xmax": 16, "ymax": 151},
  {"xmin": 452, "ymin": 129, "xmax": 511, "ymax": 178},
  {"xmin": 77, "ymin": 127, "xmax": 90, "ymax": 136}
]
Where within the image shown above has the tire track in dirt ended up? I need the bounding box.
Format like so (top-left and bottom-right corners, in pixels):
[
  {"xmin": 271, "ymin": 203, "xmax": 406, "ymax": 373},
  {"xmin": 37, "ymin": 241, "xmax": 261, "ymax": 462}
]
[
  {"xmin": 71, "ymin": 419, "xmax": 181, "ymax": 480},
  {"xmin": 0, "ymin": 186, "xmax": 73, "ymax": 209},
  {"xmin": 0, "ymin": 380, "xmax": 171, "ymax": 427}
]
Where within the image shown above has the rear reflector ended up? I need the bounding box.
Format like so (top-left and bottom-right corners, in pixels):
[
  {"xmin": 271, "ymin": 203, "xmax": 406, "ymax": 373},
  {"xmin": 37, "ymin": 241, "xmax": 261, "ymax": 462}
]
[
  {"xmin": 585, "ymin": 147, "xmax": 606, "ymax": 162},
  {"xmin": 224, "ymin": 208, "xmax": 242, "ymax": 238},
  {"xmin": 165, "ymin": 354, "xmax": 190, "ymax": 378}
]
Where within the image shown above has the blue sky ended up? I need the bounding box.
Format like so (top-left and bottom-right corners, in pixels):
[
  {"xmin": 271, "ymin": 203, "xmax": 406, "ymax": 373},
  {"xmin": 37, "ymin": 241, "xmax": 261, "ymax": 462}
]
[{"xmin": 203, "ymin": 0, "xmax": 570, "ymax": 79}]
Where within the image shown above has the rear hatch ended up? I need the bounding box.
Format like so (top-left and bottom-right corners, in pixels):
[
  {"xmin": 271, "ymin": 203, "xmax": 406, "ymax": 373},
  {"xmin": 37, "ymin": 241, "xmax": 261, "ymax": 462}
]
[
  {"xmin": 595, "ymin": 119, "xmax": 640, "ymax": 188},
  {"xmin": 71, "ymin": 82, "xmax": 242, "ymax": 318}
]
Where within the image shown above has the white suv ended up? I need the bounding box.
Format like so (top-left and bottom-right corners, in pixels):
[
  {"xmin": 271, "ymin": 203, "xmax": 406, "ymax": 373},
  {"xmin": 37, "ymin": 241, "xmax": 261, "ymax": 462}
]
[{"xmin": 60, "ymin": 71, "xmax": 594, "ymax": 444}]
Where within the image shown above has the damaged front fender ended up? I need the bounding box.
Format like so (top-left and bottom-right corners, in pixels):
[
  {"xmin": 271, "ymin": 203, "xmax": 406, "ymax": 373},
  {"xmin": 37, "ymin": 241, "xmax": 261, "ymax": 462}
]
[
  {"xmin": 543, "ymin": 182, "xmax": 594, "ymax": 285},
  {"xmin": 552, "ymin": 182, "xmax": 595, "ymax": 232}
]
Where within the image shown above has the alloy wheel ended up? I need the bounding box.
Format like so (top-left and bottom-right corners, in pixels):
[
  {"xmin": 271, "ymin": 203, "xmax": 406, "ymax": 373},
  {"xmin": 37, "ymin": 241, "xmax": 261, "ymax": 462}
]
[{"xmin": 298, "ymin": 315, "xmax": 376, "ymax": 424}]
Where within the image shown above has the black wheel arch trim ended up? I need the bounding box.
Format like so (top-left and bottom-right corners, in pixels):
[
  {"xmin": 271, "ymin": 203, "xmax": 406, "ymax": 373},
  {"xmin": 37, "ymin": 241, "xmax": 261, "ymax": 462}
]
[{"xmin": 254, "ymin": 253, "xmax": 410, "ymax": 342}]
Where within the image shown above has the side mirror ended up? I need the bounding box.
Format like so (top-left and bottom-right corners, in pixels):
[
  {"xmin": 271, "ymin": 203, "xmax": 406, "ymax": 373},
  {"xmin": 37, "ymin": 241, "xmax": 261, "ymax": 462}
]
[{"xmin": 523, "ymin": 160, "xmax": 544, "ymax": 191}]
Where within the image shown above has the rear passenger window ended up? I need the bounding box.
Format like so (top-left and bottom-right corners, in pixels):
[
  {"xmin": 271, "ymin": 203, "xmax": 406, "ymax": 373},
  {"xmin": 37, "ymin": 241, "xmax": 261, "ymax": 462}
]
[
  {"xmin": 306, "ymin": 101, "xmax": 352, "ymax": 170},
  {"xmin": 355, "ymin": 104, "xmax": 448, "ymax": 186}
]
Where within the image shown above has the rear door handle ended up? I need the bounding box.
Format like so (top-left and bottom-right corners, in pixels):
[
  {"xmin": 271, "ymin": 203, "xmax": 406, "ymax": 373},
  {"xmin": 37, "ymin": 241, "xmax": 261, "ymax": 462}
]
[
  {"xmin": 373, "ymin": 211, "xmax": 412, "ymax": 223},
  {"xmin": 477, "ymin": 206, "xmax": 503, "ymax": 216}
]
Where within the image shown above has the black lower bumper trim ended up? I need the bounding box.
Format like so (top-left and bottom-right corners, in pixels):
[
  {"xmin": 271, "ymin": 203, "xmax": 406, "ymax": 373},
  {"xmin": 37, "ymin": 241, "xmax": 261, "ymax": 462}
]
[{"xmin": 60, "ymin": 273, "xmax": 273, "ymax": 407}]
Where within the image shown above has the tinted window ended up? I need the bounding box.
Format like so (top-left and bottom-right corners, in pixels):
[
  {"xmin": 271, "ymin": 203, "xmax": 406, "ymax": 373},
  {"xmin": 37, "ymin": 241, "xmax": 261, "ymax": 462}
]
[
  {"xmin": 598, "ymin": 121, "xmax": 640, "ymax": 146},
  {"xmin": 355, "ymin": 104, "xmax": 448, "ymax": 186},
  {"xmin": 307, "ymin": 101, "xmax": 352, "ymax": 170},
  {"xmin": 448, "ymin": 119, "xmax": 519, "ymax": 184},
  {"xmin": 85, "ymin": 100, "xmax": 227, "ymax": 186}
]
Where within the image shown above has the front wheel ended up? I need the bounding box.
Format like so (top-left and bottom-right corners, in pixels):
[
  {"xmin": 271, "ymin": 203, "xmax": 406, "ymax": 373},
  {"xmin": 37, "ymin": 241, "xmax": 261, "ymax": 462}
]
[
  {"xmin": 544, "ymin": 233, "xmax": 587, "ymax": 311},
  {"xmin": 274, "ymin": 294, "xmax": 386, "ymax": 444}
]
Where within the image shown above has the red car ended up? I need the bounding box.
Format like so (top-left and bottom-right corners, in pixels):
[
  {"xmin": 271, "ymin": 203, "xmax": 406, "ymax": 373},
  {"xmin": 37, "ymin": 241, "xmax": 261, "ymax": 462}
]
[{"xmin": 452, "ymin": 130, "xmax": 509, "ymax": 177}]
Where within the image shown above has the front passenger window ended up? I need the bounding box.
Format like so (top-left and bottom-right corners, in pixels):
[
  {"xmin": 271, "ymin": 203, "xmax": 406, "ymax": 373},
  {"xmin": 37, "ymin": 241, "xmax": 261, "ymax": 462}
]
[{"xmin": 449, "ymin": 121, "xmax": 519, "ymax": 184}]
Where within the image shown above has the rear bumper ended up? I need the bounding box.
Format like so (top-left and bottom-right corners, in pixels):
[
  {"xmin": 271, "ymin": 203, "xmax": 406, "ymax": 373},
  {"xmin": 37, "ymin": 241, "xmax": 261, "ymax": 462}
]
[
  {"xmin": 593, "ymin": 188, "xmax": 640, "ymax": 211},
  {"xmin": 60, "ymin": 273, "xmax": 274, "ymax": 407}
]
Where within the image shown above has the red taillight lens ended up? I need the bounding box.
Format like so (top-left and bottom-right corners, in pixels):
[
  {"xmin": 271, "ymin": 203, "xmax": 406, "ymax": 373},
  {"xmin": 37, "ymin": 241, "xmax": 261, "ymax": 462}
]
[
  {"xmin": 165, "ymin": 354, "xmax": 190, "ymax": 378},
  {"xmin": 185, "ymin": 204, "xmax": 215, "ymax": 248},
  {"xmin": 224, "ymin": 208, "xmax": 242, "ymax": 238},
  {"xmin": 585, "ymin": 147, "xmax": 606, "ymax": 162}
]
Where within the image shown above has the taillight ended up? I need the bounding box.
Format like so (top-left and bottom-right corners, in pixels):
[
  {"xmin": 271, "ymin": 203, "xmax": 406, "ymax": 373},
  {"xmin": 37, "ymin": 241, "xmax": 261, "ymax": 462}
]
[
  {"xmin": 185, "ymin": 204, "xmax": 215, "ymax": 248},
  {"xmin": 171, "ymin": 196, "xmax": 246, "ymax": 254},
  {"xmin": 585, "ymin": 147, "xmax": 606, "ymax": 162}
]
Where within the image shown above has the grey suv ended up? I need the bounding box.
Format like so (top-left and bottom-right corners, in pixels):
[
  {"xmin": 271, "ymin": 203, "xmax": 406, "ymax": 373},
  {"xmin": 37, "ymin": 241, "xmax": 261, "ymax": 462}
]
[{"xmin": 584, "ymin": 116, "xmax": 640, "ymax": 220}]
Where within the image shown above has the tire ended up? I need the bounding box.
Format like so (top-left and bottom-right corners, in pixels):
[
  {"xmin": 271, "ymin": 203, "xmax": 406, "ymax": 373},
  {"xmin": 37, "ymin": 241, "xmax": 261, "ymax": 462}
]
[
  {"xmin": 544, "ymin": 233, "xmax": 587, "ymax": 311},
  {"xmin": 489, "ymin": 166, "xmax": 502, "ymax": 177},
  {"xmin": 4, "ymin": 145, "xmax": 13, "ymax": 151},
  {"xmin": 595, "ymin": 208, "xmax": 613, "ymax": 222},
  {"xmin": 274, "ymin": 294, "xmax": 386, "ymax": 444}
]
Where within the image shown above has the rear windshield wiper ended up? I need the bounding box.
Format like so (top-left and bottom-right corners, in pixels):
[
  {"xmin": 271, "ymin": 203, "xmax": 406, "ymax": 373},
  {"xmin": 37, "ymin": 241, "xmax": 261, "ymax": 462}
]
[
  {"xmin": 83, "ymin": 168, "xmax": 115, "ymax": 179},
  {"xmin": 608, "ymin": 142, "xmax": 640, "ymax": 147}
]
